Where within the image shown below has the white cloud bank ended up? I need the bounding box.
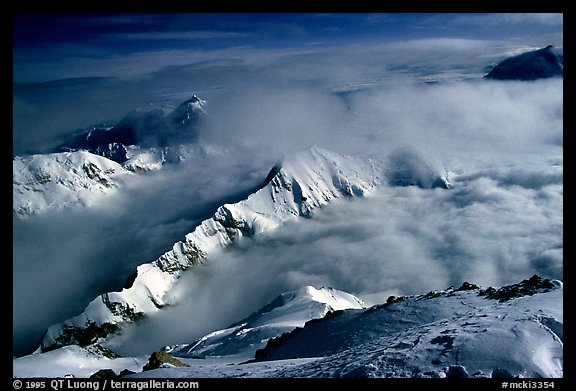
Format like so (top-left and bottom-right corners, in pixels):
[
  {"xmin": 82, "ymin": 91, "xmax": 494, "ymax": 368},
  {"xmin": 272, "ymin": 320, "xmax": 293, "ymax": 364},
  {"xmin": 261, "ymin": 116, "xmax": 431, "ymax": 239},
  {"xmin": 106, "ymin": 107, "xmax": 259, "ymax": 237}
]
[{"xmin": 13, "ymin": 38, "xmax": 563, "ymax": 357}]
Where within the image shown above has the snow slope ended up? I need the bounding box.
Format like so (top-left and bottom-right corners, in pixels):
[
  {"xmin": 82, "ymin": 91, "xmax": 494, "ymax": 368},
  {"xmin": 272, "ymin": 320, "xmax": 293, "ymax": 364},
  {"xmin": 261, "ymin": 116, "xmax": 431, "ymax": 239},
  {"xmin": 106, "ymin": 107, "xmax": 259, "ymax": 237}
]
[
  {"xmin": 166, "ymin": 286, "xmax": 366, "ymax": 359},
  {"xmin": 14, "ymin": 276, "xmax": 561, "ymax": 379},
  {"xmin": 13, "ymin": 151, "xmax": 132, "ymax": 216},
  {"xmin": 16, "ymin": 283, "xmax": 360, "ymax": 378},
  {"xmin": 128, "ymin": 276, "xmax": 562, "ymax": 379},
  {"xmin": 12, "ymin": 345, "xmax": 148, "ymax": 378}
]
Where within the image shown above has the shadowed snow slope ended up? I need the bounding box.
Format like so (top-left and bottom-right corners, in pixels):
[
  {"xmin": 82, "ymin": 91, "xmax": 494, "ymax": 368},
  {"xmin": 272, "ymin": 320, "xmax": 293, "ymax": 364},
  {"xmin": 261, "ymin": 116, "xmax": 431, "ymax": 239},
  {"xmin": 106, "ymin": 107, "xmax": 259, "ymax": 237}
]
[
  {"xmin": 251, "ymin": 276, "xmax": 563, "ymax": 378},
  {"xmin": 484, "ymin": 45, "xmax": 563, "ymax": 81},
  {"xmin": 166, "ymin": 286, "xmax": 366, "ymax": 359}
]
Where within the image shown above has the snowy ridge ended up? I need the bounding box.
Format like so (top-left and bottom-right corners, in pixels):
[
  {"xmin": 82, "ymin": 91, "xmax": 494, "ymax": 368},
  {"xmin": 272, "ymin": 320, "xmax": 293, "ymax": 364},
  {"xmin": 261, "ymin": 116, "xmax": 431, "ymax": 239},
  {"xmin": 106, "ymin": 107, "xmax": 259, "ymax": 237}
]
[
  {"xmin": 12, "ymin": 96, "xmax": 209, "ymax": 216},
  {"xmin": 166, "ymin": 286, "xmax": 366, "ymax": 359},
  {"xmin": 251, "ymin": 276, "xmax": 563, "ymax": 378},
  {"xmin": 39, "ymin": 146, "xmax": 384, "ymax": 352},
  {"xmin": 13, "ymin": 151, "xmax": 131, "ymax": 216},
  {"xmin": 12, "ymin": 144, "xmax": 206, "ymax": 215},
  {"xmin": 14, "ymin": 276, "xmax": 562, "ymax": 378},
  {"xmin": 121, "ymin": 143, "xmax": 209, "ymax": 172}
]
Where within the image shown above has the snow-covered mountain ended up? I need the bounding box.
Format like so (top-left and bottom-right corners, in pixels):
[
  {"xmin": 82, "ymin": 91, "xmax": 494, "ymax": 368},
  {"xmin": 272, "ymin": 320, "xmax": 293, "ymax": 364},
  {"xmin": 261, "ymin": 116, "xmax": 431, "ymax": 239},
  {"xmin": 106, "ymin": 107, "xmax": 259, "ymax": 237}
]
[
  {"xmin": 36, "ymin": 147, "xmax": 383, "ymax": 352},
  {"xmin": 36, "ymin": 145, "xmax": 452, "ymax": 354},
  {"xmin": 13, "ymin": 275, "xmax": 562, "ymax": 378},
  {"xmin": 13, "ymin": 96, "xmax": 209, "ymax": 216},
  {"xmin": 484, "ymin": 45, "xmax": 563, "ymax": 81},
  {"xmin": 13, "ymin": 151, "xmax": 132, "ymax": 216},
  {"xmin": 166, "ymin": 286, "xmax": 366, "ymax": 359},
  {"xmin": 57, "ymin": 95, "xmax": 206, "ymax": 162},
  {"xmin": 251, "ymin": 275, "xmax": 563, "ymax": 378}
]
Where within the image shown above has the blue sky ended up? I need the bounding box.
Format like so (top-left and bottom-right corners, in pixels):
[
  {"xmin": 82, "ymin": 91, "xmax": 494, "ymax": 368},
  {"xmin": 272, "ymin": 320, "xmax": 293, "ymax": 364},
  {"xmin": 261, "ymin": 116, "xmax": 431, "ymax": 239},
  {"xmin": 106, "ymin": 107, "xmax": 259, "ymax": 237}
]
[
  {"xmin": 13, "ymin": 13, "xmax": 563, "ymax": 82},
  {"xmin": 12, "ymin": 13, "xmax": 563, "ymax": 154}
]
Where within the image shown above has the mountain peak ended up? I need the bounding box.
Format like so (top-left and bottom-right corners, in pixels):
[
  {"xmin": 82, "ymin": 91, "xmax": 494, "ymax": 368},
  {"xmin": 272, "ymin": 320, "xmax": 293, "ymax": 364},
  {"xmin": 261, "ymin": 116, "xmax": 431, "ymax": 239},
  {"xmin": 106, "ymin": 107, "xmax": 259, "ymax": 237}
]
[
  {"xmin": 36, "ymin": 147, "xmax": 383, "ymax": 353},
  {"xmin": 54, "ymin": 95, "xmax": 207, "ymax": 161},
  {"xmin": 484, "ymin": 45, "xmax": 563, "ymax": 81},
  {"xmin": 166, "ymin": 285, "xmax": 365, "ymax": 359}
]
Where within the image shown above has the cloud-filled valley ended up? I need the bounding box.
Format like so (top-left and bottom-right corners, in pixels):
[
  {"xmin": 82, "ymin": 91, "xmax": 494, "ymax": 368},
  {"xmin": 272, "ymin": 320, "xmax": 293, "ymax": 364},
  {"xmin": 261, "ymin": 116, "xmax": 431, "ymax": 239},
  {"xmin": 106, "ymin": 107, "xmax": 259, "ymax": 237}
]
[
  {"xmin": 102, "ymin": 148, "xmax": 563, "ymax": 355},
  {"xmin": 13, "ymin": 13, "xmax": 563, "ymax": 365}
]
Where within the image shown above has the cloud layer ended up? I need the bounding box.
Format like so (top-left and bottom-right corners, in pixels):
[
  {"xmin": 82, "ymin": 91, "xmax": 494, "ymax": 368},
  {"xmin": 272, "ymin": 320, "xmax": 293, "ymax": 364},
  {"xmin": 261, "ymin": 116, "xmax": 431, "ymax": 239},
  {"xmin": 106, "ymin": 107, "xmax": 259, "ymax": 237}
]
[
  {"xmin": 105, "ymin": 148, "xmax": 562, "ymax": 356},
  {"xmin": 13, "ymin": 25, "xmax": 563, "ymax": 358},
  {"xmin": 100, "ymin": 77, "xmax": 563, "ymax": 356}
]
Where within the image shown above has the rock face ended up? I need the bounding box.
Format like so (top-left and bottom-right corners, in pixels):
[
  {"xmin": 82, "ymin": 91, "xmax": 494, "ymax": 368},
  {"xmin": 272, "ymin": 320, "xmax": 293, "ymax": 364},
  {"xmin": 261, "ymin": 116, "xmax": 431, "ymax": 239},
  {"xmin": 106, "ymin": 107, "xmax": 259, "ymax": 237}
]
[
  {"xmin": 484, "ymin": 45, "xmax": 563, "ymax": 81},
  {"xmin": 89, "ymin": 369, "xmax": 118, "ymax": 379},
  {"xmin": 142, "ymin": 352, "xmax": 190, "ymax": 371}
]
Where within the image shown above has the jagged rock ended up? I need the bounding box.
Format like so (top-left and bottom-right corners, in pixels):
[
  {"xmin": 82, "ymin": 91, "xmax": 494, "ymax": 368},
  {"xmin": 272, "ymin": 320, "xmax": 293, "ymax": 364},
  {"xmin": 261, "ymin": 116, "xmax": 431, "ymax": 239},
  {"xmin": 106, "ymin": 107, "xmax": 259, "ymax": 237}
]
[
  {"xmin": 142, "ymin": 351, "xmax": 190, "ymax": 371},
  {"xmin": 118, "ymin": 369, "xmax": 137, "ymax": 377},
  {"xmin": 94, "ymin": 143, "xmax": 129, "ymax": 163},
  {"xmin": 492, "ymin": 367, "xmax": 515, "ymax": 378},
  {"xmin": 479, "ymin": 274, "xmax": 557, "ymax": 302},
  {"xmin": 446, "ymin": 365, "xmax": 469, "ymax": 378},
  {"xmin": 118, "ymin": 369, "xmax": 136, "ymax": 377},
  {"xmin": 89, "ymin": 369, "xmax": 118, "ymax": 379}
]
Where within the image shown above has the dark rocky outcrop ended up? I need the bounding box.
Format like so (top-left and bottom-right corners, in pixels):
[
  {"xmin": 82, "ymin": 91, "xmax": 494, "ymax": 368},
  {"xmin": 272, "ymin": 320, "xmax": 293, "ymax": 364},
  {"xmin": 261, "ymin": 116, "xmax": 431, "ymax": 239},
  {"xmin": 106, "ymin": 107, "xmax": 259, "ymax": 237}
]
[{"xmin": 142, "ymin": 351, "xmax": 190, "ymax": 371}]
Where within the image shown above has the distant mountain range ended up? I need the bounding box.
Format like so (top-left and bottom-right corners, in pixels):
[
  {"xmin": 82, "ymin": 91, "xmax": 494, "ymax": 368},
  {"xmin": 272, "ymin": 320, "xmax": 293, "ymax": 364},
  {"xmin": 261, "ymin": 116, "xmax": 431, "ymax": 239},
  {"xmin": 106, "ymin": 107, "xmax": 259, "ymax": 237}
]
[{"xmin": 56, "ymin": 95, "xmax": 207, "ymax": 162}]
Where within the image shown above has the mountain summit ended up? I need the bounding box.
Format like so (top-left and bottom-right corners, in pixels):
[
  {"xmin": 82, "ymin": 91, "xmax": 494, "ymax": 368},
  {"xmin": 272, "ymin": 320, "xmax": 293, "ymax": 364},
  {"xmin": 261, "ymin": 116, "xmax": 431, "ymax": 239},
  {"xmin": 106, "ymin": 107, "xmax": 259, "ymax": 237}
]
[
  {"xmin": 484, "ymin": 45, "xmax": 563, "ymax": 81},
  {"xmin": 166, "ymin": 286, "xmax": 366, "ymax": 359},
  {"xmin": 57, "ymin": 95, "xmax": 206, "ymax": 162}
]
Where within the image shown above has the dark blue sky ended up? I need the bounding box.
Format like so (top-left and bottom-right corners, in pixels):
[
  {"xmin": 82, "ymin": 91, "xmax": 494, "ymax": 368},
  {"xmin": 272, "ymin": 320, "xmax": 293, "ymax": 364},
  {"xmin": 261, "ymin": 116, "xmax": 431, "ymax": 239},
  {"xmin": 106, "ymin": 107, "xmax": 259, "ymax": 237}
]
[
  {"xmin": 12, "ymin": 12, "xmax": 563, "ymax": 155},
  {"xmin": 13, "ymin": 13, "xmax": 563, "ymax": 82}
]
